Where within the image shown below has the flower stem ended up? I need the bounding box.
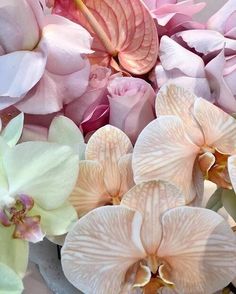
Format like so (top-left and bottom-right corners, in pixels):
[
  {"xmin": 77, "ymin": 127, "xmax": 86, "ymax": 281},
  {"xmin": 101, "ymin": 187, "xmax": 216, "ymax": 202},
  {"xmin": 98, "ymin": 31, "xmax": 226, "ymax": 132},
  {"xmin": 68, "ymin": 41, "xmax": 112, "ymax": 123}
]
[{"xmin": 74, "ymin": 0, "xmax": 118, "ymax": 56}]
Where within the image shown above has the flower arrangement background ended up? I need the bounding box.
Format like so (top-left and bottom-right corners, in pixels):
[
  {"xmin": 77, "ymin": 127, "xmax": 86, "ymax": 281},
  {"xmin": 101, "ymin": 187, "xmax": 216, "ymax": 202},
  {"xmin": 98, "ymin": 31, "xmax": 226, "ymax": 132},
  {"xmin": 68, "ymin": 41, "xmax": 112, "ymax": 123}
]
[{"xmin": 1, "ymin": 0, "xmax": 236, "ymax": 294}]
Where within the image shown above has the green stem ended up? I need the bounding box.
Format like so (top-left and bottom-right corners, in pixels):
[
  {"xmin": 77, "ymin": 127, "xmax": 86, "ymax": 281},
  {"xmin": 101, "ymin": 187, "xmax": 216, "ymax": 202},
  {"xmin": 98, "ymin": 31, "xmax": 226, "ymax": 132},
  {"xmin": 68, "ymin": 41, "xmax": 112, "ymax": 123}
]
[{"xmin": 75, "ymin": 0, "xmax": 118, "ymax": 56}]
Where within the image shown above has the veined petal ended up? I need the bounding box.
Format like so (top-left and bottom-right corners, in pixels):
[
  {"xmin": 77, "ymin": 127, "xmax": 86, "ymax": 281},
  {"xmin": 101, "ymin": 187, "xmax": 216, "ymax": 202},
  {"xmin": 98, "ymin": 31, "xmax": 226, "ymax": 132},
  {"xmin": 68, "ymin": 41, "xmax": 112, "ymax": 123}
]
[
  {"xmin": 61, "ymin": 206, "xmax": 146, "ymax": 294},
  {"xmin": 228, "ymin": 155, "xmax": 236, "ymax": 193},
  {"xmin": 86, "ymin": 125, "xmax": 133, "ymax": 197},
  {"xmin": 133, "ymin": 116, "xmax": 200, "ymax": 203},
  {"xmin": 0, "ymin": 225, "xmax": 29, "ymax": 278},
  {"xmin": 48, "ymin": 116, "xmax": 86, "ymax": 159},
  {"xmin": 155, "ymin": 84, "xmax": 204, "ymax": 146},
  {"xmin": 193, "ymin": 98, "xmax": 236, "ymax": 154},
  {"xmin": 0, "ymin": 262, "xmax": 24, "ymax": 294},
  {"xmin": 69, "ymin": 160, "xmax": 110, "ymax": 217},
  {"xmin": 158, "ymin": 207, "xmax": 236, "ymax": 294},
  {"xmin": 118, "ymin": 154, "xmax": 135, "ymax": 197},
  {"xmin": 3, "ymin": 142, "xmax": 79, "ymax": 210},
  {"xmin": 121, "ymin": 181, "xmax": 185, "ymax": 255}
]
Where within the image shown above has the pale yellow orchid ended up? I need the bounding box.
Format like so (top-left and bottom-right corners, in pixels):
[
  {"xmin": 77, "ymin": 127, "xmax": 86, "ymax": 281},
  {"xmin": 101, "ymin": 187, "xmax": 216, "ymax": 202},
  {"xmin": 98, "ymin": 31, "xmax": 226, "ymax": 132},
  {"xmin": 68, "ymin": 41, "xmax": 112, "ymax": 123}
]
[
  {"xmin": 133, "ymin": 84, "xmax": 236, "ymax": 204},
  {"xmin": 69, "ymin": 124, "xmax": 134, "ymax": 216},
  {"xmin": 61, "ymin": 181, "xmax": 236, "ymax": 294}
]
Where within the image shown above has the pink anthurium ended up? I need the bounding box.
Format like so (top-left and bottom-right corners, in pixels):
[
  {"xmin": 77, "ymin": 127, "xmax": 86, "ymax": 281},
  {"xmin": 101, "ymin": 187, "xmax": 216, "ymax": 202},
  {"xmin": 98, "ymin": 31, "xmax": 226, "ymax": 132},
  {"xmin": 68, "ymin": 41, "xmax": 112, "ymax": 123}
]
[
  {"xmin": 53, "ymin": 0, "xmax": 158, "ymax": 75},
  {"xmin": 61, "ymin": 181, "xmax": 236, "ymax": 294},
  {"xmin": 69, "ymin": 125, "xmax": 135, "ymax": 216},
  {"xmin": 133, "ymin": 84, "xmax": 236, "ymax": 204}
]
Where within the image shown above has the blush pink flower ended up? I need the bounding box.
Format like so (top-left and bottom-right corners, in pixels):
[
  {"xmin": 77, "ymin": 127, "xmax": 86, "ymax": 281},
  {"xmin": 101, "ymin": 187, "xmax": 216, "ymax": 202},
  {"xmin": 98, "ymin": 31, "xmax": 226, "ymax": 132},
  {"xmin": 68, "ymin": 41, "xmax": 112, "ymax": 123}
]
[
  {"xmin": 133, "ymin": 84, "xmax": 236, "ymax": 204},
  {"xmin": 108, "ymin": 77, "xmax": 156, "ymax": 144},
  {"xmin": 69, "ymin": 125, "xmax": 134, "ymax": 217},
  {"xmin": 65, "ymin": 65, "xmax": 114, "ymax": 137},
  {"xmin": 0, "ymin": 0, "xmax": 92, "ymax": 114},
  {"xmin": 61, "ymin": 181, "xmax": 236, "ymax": 294},
  {"xmin": 143, "ymin": 0, "xmax": 205, "ymax": 36},
  {"xmin": 155, "ymin": 36, "xmax": 211, "ymax": 100}
]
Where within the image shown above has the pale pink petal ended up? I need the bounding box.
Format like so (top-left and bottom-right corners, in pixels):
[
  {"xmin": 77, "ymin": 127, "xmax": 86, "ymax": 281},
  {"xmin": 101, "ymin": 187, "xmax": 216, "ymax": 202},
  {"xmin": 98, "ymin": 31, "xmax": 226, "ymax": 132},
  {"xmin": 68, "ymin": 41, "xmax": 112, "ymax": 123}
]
[
  {"xmin": 16, "ymin": 61, "xmax": 90, "ymax": 114},
  {"xmin": 61, "ymin": 206, "xmax": 146, "ymax": 294},
  {"xmin": 21, "ymin": 124, "xmax": 48, "ymax": 142},
  {"xmin": 159, "ymin": 36, "xmax": 205, "ymax": 78},
  {"xmin": 86, "ymin": 125, "xmax": 133, "ymax": 197},
  {"xmin": 118, "ymin": 154, "xmax": 135, "ymax": 197},
  {"xmin": 155, "ymin": 84, "xmax": 204, "ymax": 146},
  {"xmin": 193, "ymin": 98, "xmax": 236, "ymax": 154},
  {"xmin": 121, "ymin": 181, "xmax": 185, "ymax": 255},
  {"xmin": 228, "ymin": 155, "xmax": 236, "ymax": 193},
  {"xmin": 158, "ymin": 207, "xmax": 236, "ymax": 294},
  {"xmin": 176, "ymin": 29, "xmax": 236, "ymax": 55},
  {"xmin": 198, "ymin": 152, "xmax": 215, "ymax": 176},
  {"xmin": 0, "ymin": 50, "xmax": 46, "ymax": 109},
  {"xmin": 41, "ymin": 15, "xmax": 93, "ymax": 75},
  {"xmin": 205, "ymin": 49, "xmax": 236, "ymax": 113},
  {"xmin": 133, "ymin": 116, "xmax": 200, "ymax": 204},
  {"xmin": 69, "ymin": 160, "xmax": 110, "ymax": 217},
  {"xmin": 0, "ymin": 0, "xmax": 40, "ymax": 52},
  {"xmin": 207, "ymin": 0, "xmax": 236, "ymax": 34}
]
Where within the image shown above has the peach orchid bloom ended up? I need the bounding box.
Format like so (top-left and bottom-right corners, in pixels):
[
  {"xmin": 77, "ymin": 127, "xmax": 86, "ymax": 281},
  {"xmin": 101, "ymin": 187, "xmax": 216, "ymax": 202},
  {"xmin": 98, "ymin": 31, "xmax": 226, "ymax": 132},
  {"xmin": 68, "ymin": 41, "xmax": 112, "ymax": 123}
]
[
  {"xmin": 133, "ymin": 84, "xmax": 236, "ymax": 204},
  {"xmin": 62, "ymin": 181, "xmax": 236, "ymax": 294},
  {"xmin": 69, "ymin": 125, "xmax": 134, "ymax": 216}
]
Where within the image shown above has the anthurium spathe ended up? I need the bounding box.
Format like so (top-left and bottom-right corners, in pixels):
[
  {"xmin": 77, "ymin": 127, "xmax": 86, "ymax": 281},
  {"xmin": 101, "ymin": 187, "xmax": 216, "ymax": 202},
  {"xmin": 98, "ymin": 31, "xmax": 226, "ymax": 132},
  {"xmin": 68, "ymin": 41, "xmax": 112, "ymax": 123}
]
[
  {"xmin": 61, "ymin": 181, "xmax": 236, "ymax": 294},
  {"xmin": 133, "ymin": 84, "xmax": 236, "ymax": 203},
  {"xmin": 0, "ymin": 0, "xmax": 93, "ymax": 114},
  {"xmin": 53, "ymin": 0, "xmax": 158, "ymax": 75},
  {"xmin": 69, "ymin": 125, "xmax": 134, "ymax": 216}
]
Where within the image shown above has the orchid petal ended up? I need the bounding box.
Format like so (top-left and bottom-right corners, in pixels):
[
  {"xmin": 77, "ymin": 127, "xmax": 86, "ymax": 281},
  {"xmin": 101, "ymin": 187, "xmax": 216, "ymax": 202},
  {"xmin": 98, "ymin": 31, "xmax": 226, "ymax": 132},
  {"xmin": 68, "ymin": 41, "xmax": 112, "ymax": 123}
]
[
  {"xmin": 133, "ymin": 116, "xmax": 200, "ymax": 203},
  {"xmin": 69, "ymin": 160, "xmax": 109, "ymax": 217},
  {"xmin": 118, "ymin": 154, "xmax": 135, "ymax": 197},
  {"xmin": 121, "ymin": 181, "xmax": 185, "ymax": 255},
  {"xmin": 0, "ymin": 263, "xmax": 24, "ymax": 294},
  {"xmin": 53, "ymin": 0, "xmax": 158, "ymax": 74},
  {"xmin": 228, "ymin": 155, "xmax": 236, "ymax": 193},
  {"xmin": 86, "ymin": 125, "xmax": 133, "ymax": 197},
  {"xmin": 3, "ymin": 142, "xmax": 79, "ymax": 210},
  {"xmin": 198, "ymin": 152, "xmax": 215, "ymax": 176},
  {"xmin": 133, "ymin": 264, "xmax": 151, "ymax": 288},
  {"xmin": 155, "ymin": 84, "xmax": 204, "ymax": 145},
  {"xmin": 1, "ymin": 113, "xmax": 24, "ymax": 147},
  {"xmin": 193, "ymin": 98, "xmax": 236, "ymax": 154},
  {"xmin": 0, "ymin": 50, "xmax": 46, "ymax": 105},
  {"xmin": 29, "ymin": 202, "xmax": 78, "ymax": 236},
  {"xmin": 48, "ymin": 116, "xmax": 86, "ymax": 159},
  {"xmin": 0, "ymin": 225, "xmax": 28, "ymax": 278},
  {"xmin": 61, "ymin": 206, "xmax": 146, "ymax": 294},
  {"xmin": 158, "ymin": 207, "xmax": 236, "ymax": 294}
]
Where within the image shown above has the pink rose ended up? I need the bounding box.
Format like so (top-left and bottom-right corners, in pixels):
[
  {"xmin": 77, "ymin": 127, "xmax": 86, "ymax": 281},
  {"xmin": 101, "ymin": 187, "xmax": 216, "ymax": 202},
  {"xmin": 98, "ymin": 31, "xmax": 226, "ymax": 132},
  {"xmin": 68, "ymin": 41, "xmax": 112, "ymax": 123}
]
[
  {"xmin": 108, "ymin": 77, "xmax": 156, "ymax": 144},
  {"xmin": 0, "ymin": 0, "xmax": 92, "ymax": 114},
  {"xmin": 65, "ymin": 65, "xmax": 115, "ymax": 137}
]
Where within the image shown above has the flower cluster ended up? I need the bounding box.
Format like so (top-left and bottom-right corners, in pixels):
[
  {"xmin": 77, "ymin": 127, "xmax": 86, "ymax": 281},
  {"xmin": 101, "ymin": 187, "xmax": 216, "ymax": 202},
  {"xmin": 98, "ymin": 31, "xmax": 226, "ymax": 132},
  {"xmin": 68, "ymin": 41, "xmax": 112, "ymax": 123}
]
[{"xmin": 1, "ymin": 0, "xmax": 236, "ymax": 294}]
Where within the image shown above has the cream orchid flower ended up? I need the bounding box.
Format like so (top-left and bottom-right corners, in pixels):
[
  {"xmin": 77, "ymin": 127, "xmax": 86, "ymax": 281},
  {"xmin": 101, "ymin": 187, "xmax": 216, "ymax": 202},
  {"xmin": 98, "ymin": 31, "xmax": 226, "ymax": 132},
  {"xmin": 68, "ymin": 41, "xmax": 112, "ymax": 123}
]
[
  {"xmin": 133, "ymin": 84, "xmax": 236, "ymax": 204},
  {"xmin": 61, "ymin": 181, "xmax": 236, "ymax": 294},
  {"xmin": 69, "ymin": 124, "xmax": 134, "ymax": 216}
]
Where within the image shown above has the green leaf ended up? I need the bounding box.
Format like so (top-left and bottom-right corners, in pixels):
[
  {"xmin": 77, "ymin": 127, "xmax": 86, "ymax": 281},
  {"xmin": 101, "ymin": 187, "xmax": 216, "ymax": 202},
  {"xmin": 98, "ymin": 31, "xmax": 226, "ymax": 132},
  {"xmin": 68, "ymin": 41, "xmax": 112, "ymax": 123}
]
[
  {"xmin": 48, "ymin": 116, "xmax": 86, "ymax": 159},
  {"xmin": 1, "ymin": 113, "xmax": 24, "ymax": 147},
  {"xmin": 206, "ymin": 187, "xmax": 223, "ymax": 211},
  {"xmin": 221, "ymin": 189, "xmax": 236, "ymax": 221},
  {"xmin": 0, "ymin": 262, "xmax": 23, "ymax": 294},
  {"xmin": 29, "ymin": 202, "xmax": 78, "ymax": 236},
  {"xmin": 0, "ymin": 225, "xmax": 29, "ymax": 278}
]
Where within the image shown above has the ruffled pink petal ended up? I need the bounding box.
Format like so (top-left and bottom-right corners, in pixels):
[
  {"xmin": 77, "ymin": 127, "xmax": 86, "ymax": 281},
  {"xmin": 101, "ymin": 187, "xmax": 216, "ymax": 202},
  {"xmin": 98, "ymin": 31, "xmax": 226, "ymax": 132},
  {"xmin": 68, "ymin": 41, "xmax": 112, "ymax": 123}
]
[
  {"xmin": 205, "ymin": 49, "xmax": 236, "ymax": 113},
  {"xmin": 0, "ymin": 50, "xmax": 47, "ymax": 109},
  {"xmin": 15, "ymin": 61, "xmax": 90, "ymax": 114},
  {"xmin": 62, "ymin": 206, "xmax": 146, "ymax": 293},
  {"xmin": 207, "ymin": 0, "xmax": 236, "ymax": 35}
]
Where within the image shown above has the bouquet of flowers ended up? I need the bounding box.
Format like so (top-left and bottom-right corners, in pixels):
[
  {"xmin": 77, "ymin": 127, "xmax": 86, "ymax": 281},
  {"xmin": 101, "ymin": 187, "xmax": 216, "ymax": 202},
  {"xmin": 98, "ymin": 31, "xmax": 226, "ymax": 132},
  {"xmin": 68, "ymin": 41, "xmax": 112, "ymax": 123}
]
[{"xmin": 1, "ymin": 0, "xmax": 236, "ymax": 293}]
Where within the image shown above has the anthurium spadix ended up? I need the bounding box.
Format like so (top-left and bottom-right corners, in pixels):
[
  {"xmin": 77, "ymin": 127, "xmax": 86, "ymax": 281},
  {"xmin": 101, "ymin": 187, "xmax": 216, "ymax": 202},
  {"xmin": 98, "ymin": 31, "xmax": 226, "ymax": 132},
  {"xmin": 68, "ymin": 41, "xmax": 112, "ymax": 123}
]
[
  {"xmin": 53, "ymin": 0, "xmax": 158, "ymax": 75},
  {"xmin": 133, "ymin": 84, "xmax": 236, "ymax": 204},
  {"xmin": 61, "ymin": 181, "xmax": 236, "ymax": 294},
  {"xmin": 68, "ymin": 125, "xmax": 135, "ymax": 217}
]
